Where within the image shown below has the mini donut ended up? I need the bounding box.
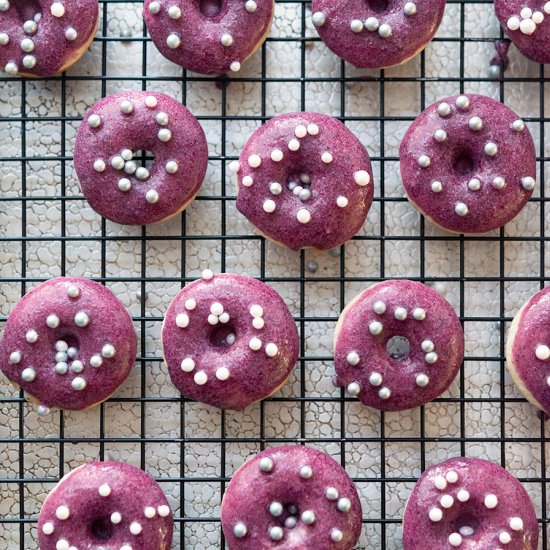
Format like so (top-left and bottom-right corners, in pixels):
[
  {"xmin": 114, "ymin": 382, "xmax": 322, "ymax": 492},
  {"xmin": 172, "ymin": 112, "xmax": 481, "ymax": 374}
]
[
  {"xmin": 0, "ymin": 0, "xmax": 98, "ymax": 77},
  {"xmin": 402, "ymin": 457, "xmax": 538, "ymax": 549},
  {"xmin": 333, "ymin": 280, "xmax": 464, "ymax": 411},
  {"xmin": 233, "ymin": 112, "xmax": 374, "ymax": 251},
  {"xmin": 162, "ymin": 271, "xmax": 299, "ymax": 410},
  {"xmin": 143, "ymin": 0, "xmax": 274, "ymax": 75},
  {"xmin": 495, "ymin": 0, "xmax": 550, "ymax": 64},
  {"xmin": 221, "ymin": 445, "xmax": 363, "ymax": 549},
  {"xmin": 0, "ymin": 277, "xmax": 137, "ymax": 413},
  {"xmin": 506, "ymin": 286, "xmax": 550, "ymax": 417},
  {"xmin": 311, "ymin": 0, "xmax": 446, "ymax": 69},
  {"xmin": 38, "ymin": 461, "xmax": 173, "ymax": 550},
  {"xmin": 400, "ymin": 93, "xmax": 536, "ymax": 234},
  {"xmin": 74, "ymin": 91, "xmax": 208, "ymax": 226}
]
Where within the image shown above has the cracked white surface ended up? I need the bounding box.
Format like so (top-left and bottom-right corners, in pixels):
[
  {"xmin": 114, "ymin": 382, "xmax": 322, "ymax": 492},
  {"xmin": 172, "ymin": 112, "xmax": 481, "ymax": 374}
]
[{"xmin": 1, "ymin": 1, "xmax": 550, "ymax": 549}]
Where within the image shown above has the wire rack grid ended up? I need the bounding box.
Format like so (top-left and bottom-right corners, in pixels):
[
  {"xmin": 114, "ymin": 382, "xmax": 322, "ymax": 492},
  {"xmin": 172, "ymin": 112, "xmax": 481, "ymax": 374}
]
[{"xmin": 0, "ymin": 0, "xmax": 550, "ymax": 548}]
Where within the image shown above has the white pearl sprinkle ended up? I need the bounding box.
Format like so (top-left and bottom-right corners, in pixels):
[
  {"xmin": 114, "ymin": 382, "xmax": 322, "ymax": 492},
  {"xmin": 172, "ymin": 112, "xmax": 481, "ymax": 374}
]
[
  {"xmin": 194, "ymin": 371, "xmax": 208, "ymax": 385},
  {"xmin": 130, "ymin": 521, "xmax": 142, "ymax": 535},
  {"xmin": 429, "ymin": 507, "xmax": 443, "ymax": 522},
  {"xmin": 300, "ymin": 465, "xmax": 313, "ymax": 479},
  {"xmin": 202, "ymin": 269, "xmax": 214, "ymax": 280},
  {"xmin": 250, "ymin": 304, "xmax": 263, "ymax": 317},
  {"xmin": 312, "ymin": 11, "xmax": 326, "ymax": 26},
  {"xmin": 416, "ymin": 373, "xmax": 429, "ymax": 387},
  {"xmin": 111, "ymin": 156, "xmax": 125, "ymax": 170},
  {"xmin": 455, "ymin": 202, "xmax": 469, "ymax": 216},
  {"xmin": 413, "ymin": 307, "xmax": 426, "ymax": 320},
  {"xmin": 468, "ymin": 178, "xmax": 481, "ymax": 191},
  {"xmin": 184, "ymin": 299, "xmax": 196, "ymax": 311},
  {"xmin": 536, "ymin": 344, "xmax": 550, "ymax": 360},
  {"xmin": 418, "ymin": 155, "xmax": 431, "ymax": 168},
  {"xmin": 71, "ymin": 377, "xmax": 86, "ymax": 391},
  {"xmin": 545, "ymin": 1, "xmax": 550, "ymax": 15},
  {"xmin": 216, "ymin": 367, "xmax": 230, "ymax": 381},
  {"xmin": 378, "ymin": 23, "xmax": 392, "ymax": 38},
  {"xmin": 176, "ymin": 313, "xmax": 190, "ymax": 328},
  {"xmin": 394, "ymin": 307, "xmax": 407, "ymax": 321},
  {"xmin": 248, "ymin": 154, "xmax": 262, "ymax": 168},
  {"xmin": 9, "ymin": 351, "xmax": 21, "ymax": 364},
  {"xmin": 0, "ymin": 33, "xmax": 9, "ymax": 45},
  {"xmin": 155, "ymin": 112, "xmax": 169, "ymax": 125},
  {"xmin": 365, "ymin": 16, "xmax": 380, "ymax": 31},
  {"xmin": 326, "ymin": 487, "xmax": 339, "ymax": 500},
  {"xmin": 269, "ymin": 182, "xmax": 282, "ymax": 195},
  {"xmin": 455, "ymin": 95, "xmax": 470, "ymax": 110},
  {"xmin": 98, "ymin": 483, "xmax": 111, "ymax": 497},
  {"xmin": 56, "ymin": 505, "xmax": 70, "ymax": 520},
  {"xmin": 434, "ymin": 475, "xmax": 447, "ymax": 490},
  {"xmin": 111, "ymin": 512, "xmax": 122, "ymax": 524},
  {"xmin": 469, "ymin": 116, "xmax": 483, "ymax": 131},
  {"xmin": 492, "ymin": 176, "xmax": 506, "ymax": 190},
  {"xmin": 249, "ymin": 337, "xmax": 262, "ymax": 351},
  {"xmin": 421, "ymin": 340, "xmax": 434, "ymax": 352},
  {"xmin": 484, "ymin": 494, "xmax": 498, "ymax": 509},
  {"xmin": 90, "ymin": 355, "xmax": 103, "ymax": 368},
  {"xmin": 346, "ymin": 351, "xmax": 360, "ymax": 366},
  {"xmin": 229, "ymin": 61, "xmax": 241, "ymax": 72},
  {"xmin": 354, "ymin": 170, "xmax": 370, "ymax": 186},
  {"xmin": 510, "ymin": 517, "xmax": 524, "ymax": 531},
  {"xmin": 337, "ymin": 498, "xmax": 351, "ymax": 512},
  {"xmin": 42, "ymin": 522, "xmax": 55, "ymax": 535},
  {"xmin": 118, "ymin": 179, "xmax": 132, "ymax": 192},
  {"xmin": 259, "ymin": 457, "xmax": 273, "ymax": 472},
  {"xmin": 295, "ymin": 125, "xmax": 307, "ymax": 138},
  {"xmin": 263, "ymin": 199, "xmax": 276, "ymax": 213},
  {"xmin": 446, "ymin": 470, "xmax": 458, "ymax": 483},
  {"xmin": 457, "ymin": 489, "xmax": 470, "ymax": 502},
  {"xmin": 499, "ymin": 531, "xmax": 512, "ymax": 544},
  {"xmin": 56, "ymin": 541, "xmax": 69, "ymax": 550},
  {"xmin": 440, "ymin": 494, "xmax": 454, "ymax": 508},
  {"xmin": 308, "ymin": 123, "xmax": 319, "ymax": 136},
  {"xmin": 484, "ymin": 142, "xmax": 498, "ymax": 156},
  {"xmin": 101, "ymin": 343, "xmax": 116, "ymax": 358},
  {"xmin": 166, "ymin": 33, "xmax": 181, "ymax": 49},
  {"xmin": 434, "ymin": 129, "xmax": 447, "ymax": 142},
  {"xmin": 5, "ymin": 62, "xmax": 18, "ymax": 75},
  {"xmin": 265, "ymin": 343, "xmax": 278, "ymax": 357},
  {"xmin": 46, "ymin": 314, "xmax": 60, "ymax": 328},
  {"xmin": 145, "ymin": 95, "xmax": 158, "ymax": 108},
  {"xmin": 331, "ymin": 528, "xmax": 344, "ymax": 542},
  {"xmin": 437, "ymin": 102, "xmax": 452, "ymax": 116},
  {"xmin": 146, "ymin": 189, "xmax": 159, "ymax": 204},
  {"xmin": 22, "ymin": 55, "xmax": 36, "ymax": 69},
  {"xmin": 521, "ymin": 176, "xmax": 536, "ymax": 191},
  {"xmin": 369, "ymin": 321, "xmax": 383, "ymax": 335},
  {"xmin": 347, "ymin": 382, "xmax": 361, "ymax": 396},
  {"xmin": 21, "ymin": 367, "xmax": 36, "ymax": 382},
  {"xmin": 297, "ymin": 208, "xmax": 311, "ymax": 224},
  {"xmin": 74, "ymin": 310, "xmax": 90, "ymax": 327},
  {"xmin": 369, "ymin": 372, "xmax": 383, "ymax": 386},
  {"xmin": 168, "ymin": 5, "xmax": 182, "ymax": 19},
  {"xmin": 512, "ymin": 119, "xmax": 525, "ymax": 132},
  {"xmin": 26, "ymin": 329, "xmax": 38, "ymax": 343},
  {"xmin": 378, "ymin": 387, "xmax": 391, "ymax": 399},
  {"xmin": 301, "ymin": 510, "xmax": 315, "ymax": 524},
  {"xmin": 321, "ymin": 152, "xmax": 333, "ymax": 164},
  {"xmin": 373, "ymin": 301, "xmax": 386, "ymax": 314},
  {"xmin": 158, "ymin": 129, "xmax": 172, "ymax": 143},
  {"xmin": 521, "ymin": 6, "xmax": 533, "ymax": 18},
  {"xmin": 449, "ymin": 532, "xmax": 462, "ymax": 547},
  {"xmin": 20, "ymin": 38, "xmax": 34, "ymax": 52},
  {"xmin": 120, "ymin": 100, "xmax": 133, "ymax": 114},
  {"xmin": 88, "ymin": 114, "xmax": 102, "ymax": 128},
  {"xmin": 336, "ymin": 196, "xmax": 349, "ymax": 208},
  {"xmin": 148, "ymin": 1, "xmax": 161, "ymax": 14},
  {"xmin": 55, "ymin": 362, "xmax": 68, "ymax": 375},
  {"xmin": 144, "ymin": 506, "xmax": 156, "ymax": 519},
  {"xmin": 93, "ymin": 159, "xmax": 106, "ymax": 172},
  {"xmin": 288, "ymin": 138, "xmax": 301, "ymax": 151},
  {"xmin": 208, "ymin": 314, "xmax": 219, "ymax": 325},
  {"xmin": 350, "ymin": 19, "xmax": 364, "ymax": 33},
  {"xmin": 70, "ymin": 360, "xmax": 84, "ymax": 373},
  {"xmin": 165, "ymin": 161, "xmax": 178, "ymax": 174},
  {"xmin": 233, "ymin": 522, "xmax": 248, "ymax": 538},
  {"xmin": 124, "ymin": 161, "xmax": 137, "ymax": 175},
  {"xmin": 24, "ymin": 20, "xmax": 37, "ymax": 34},
  {"xmin": 210, "ymin": 302, "xmax": 224, "ymax": 316},
  {"xmin": 181, "ymin": 357, "xmax": 195, "ymax": 373},
  {"xmin": 269, "ymin": 501, "xmax": 283, "ymax": 516},
  {"xmin": 220, "ymin": 32, "xmax": 234, "ymax": 47},
  {"xmin": 404, "ymin": 2, "xmax": 417, "ymax": 15},
  {"xmin": 269, "ymin": 526, "xmax": 283, "ymax": 541},
  {"xmin": 64, "ymin": 27, "xmax": 77, "ymax": 41},
  {"xmin": 242, "ymin": 175, "xmax": 254, "ymax": 187},
  {"xmin": 252, "ymin": 317, "xmax": 264, "ymax": 329},
  {"xmin": 50, "ymin": 3, "xmax": 65, "ymax": 17},
  {"xmin": 157, "ymin": 505, "xmax": 170, "ymax": 517},
  {"xmin": 425, "ymin": 351, "xmax": 438, "ymax": 364}
]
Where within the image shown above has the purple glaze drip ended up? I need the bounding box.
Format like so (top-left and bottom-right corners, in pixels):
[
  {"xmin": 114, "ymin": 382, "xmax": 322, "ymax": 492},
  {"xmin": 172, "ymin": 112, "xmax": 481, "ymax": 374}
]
[
  {"xmin": 334, "ymin": 280, "xmax": 464, "ymax": 411},
  {"xmin": 162, "ymin": 273, "xmax": 299, "ymax": 410},
  {"xmin": 400, "ymin": 93, "xmax": 536, "ymax": 234},
  {"xmin": 221, "ymin": 446, "xmax": 363, "ymax": 549},
  {"xmin": 38, "ymin": 461, "xmax": 173, "ymax": 550},
  {"xmin": 0, "ymin": 277, "xmax": 137, "ymax": 411},
  {"xmin": 403, "ymin": 457, "xmax": 538, "ymax": 549}
]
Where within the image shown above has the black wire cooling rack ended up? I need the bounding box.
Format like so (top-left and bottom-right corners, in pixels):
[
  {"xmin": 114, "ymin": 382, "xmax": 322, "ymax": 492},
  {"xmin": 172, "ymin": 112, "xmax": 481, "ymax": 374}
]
[{"xmin": 0, "ymin": 0, "xmax": 549, "ymax": 548}]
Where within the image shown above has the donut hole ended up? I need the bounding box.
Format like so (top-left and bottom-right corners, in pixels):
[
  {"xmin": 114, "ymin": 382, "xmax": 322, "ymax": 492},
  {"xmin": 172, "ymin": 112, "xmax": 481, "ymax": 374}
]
[
  {"xmin": 386, "ymin": 335, "xmax": 410, "ymax": 360},
  {"xmin": 55, "ymin": 332, "xmax": 81, "ymax": 351},
  {"xmin": 367, "ymin": 0, "xmax": 390, "ymax": 13},
  {"xmin": 287, "ymin": 173, "xmax": 313, "ymax": 203},
  {"xmin": 14, "ymin": 0, "xmax": 42, "ymax": 22},
  {"xmin": 200, "ymin": 0, "xmax": 224, "ymax": 17},
  {"xmin": 209, "ymin": 324, "xmax": 237, "ymax": 349},
  {"xmin": 452, "ymin": 150, "xmax": 475, "ymax": 175},
  {"xmin": 452, "ymin": 513, "xmax": 480, "ymax": 538},
  {"xmin": 133, "ymin": 149, "xmax": 155, "ymax": 170},
  {"xmin": 90, "ymin": 517, "xmax": 113, "ymax": 541}
]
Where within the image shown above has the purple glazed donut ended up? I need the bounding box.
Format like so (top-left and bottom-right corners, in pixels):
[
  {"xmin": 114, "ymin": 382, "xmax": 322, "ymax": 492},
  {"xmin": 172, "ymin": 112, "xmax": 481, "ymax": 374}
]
[
  {"xmin": 333, "ymin": 280, "xmax": 464, "ymax": 411},
  {"xmin": 311, "ymin": 0, "xmax": 446, "ymax": 69},
  {"xmin": 232, "ymin": 112, "xmax": 374, "ymax": 251},
  {"xmin": 402, "ymin": 457, "xmax": 538, "ymax": 549},
  {"xmin": 143, "ymin": 0, "xmax": 274, "ymax": 75},
  {"xmin": 74, "ymin": 91, "xmax": 208, "ymax": 226},
  {"xmin": 162, "ymin": 271, "xmax": 299, "ymax": 410},
  {"xmin": 38, "ymin": 461, "xmax": 173, "ymax": 550},
  {"xmin": 495, "ymin": 1, "xmax": 550, "ymax": 64},
  {"xmin": 0, "ymin": 277, "xmax": 137, "ymax": 413},
  {"xmin": 221, "ymin": 446, "xmax": 363, "ymax": 549},
  {"xmin": 0, "ymin": 0, "xmax": 98, "ymax": 77},
  {"xmin": 506, "ymin": 286, "xmax": 550, "ymax": 417},
  {"xmin": 400, "ymin": 93, "xmax": 536, "ymax": 234}
]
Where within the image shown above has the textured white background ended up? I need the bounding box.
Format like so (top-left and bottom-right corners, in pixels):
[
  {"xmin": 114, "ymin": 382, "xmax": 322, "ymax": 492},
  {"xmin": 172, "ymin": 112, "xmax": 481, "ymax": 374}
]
[{"xmin": 1, "ymin": 1, "xmax": 550, "ymax": 548}]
